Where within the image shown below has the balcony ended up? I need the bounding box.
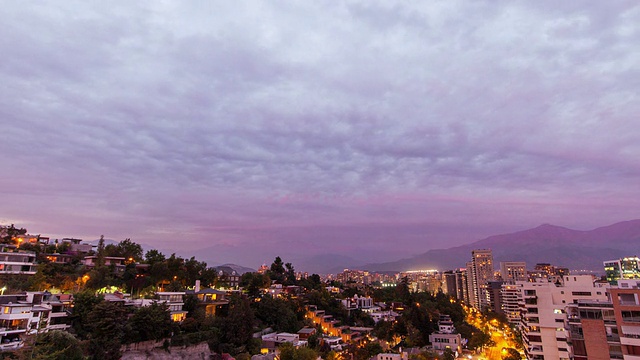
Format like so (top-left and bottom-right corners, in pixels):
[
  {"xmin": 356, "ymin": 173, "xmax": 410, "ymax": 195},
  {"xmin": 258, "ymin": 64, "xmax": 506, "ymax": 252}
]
[
  {"xmin": 622, "ymin": 316, "xmax": 640, "ymax": 323},
  {"xmin": 0, "ymin": 326, "xmax": 27, "ymax": 334},
  {"xmin": 0, "ymin": 313, "xmax": 30, "ymax": 321},
  {"xmin": 607, "ymin": 334, "xmax": 621, "ymax": 342},
  {"xmin": 528, "ymin": 346, "xmax": 544, "ymax": 354},
  {"xmin": 0, "ymin": 340, "xmax": 23, "ymax": 351},
  {"xmin": 618, "ymin": 300, "xmax": 639, "ymax": 306},
  {"xmin": 609, "ymin": 351, "xmax": 624, "ymax": 359},
  {"xmin": 621, "ymin": 335, "xmax": 640, "ymax": 346}
]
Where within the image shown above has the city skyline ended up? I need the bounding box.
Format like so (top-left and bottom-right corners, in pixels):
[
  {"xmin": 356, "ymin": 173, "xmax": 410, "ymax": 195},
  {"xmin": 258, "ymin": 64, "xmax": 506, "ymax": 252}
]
[{"xmin": 1, "ymin": 2, "xmax": 639, "ymax": 267}]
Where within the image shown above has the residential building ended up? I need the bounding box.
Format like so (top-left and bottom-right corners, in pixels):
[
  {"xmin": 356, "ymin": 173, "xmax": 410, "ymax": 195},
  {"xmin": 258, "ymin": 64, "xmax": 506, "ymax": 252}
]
[
  {"xmin": 297, "ymin": 327, "xmax": 316, "ymax": 340},
  {"xmin": 0, "ymin": 297, "xmax": 29, "ymax": 351},
  {"xmin": 0, "ymin": 245, "xmax": 37, "ymax": 275},
  {"xmin": 60, "ymin": 238, "xmax": 94, "ymax": 253},
  {"xmin": 82, "ymin": 256, "xmax": 126, "ymax": 273},
  {"xmin": 605, "ymin": 257, "xmax": 640, "ymax": 285},
  {"xmin": 486, "ymin": 280, "xmax": 505, "ymax": 314},
  {"xmin": 610, "ymin": 281, "xmax": 640, "ymax": 359},
  {"xmin": 156, "ymin": 292, "xmax": 187, "ymax": 322},
  {"xmin": 216, "ymin": 266, "xmax": 240, "ymax": 288},
  {"xmin": 0, "ymin": 291, "xmax": 73, "ymax": 352},
  {"xmin": 565, "ymin": 300, "xmax": 621, "ymax": 360},
  {"xmin": 520, "ymin": 275, "xmax": 608, "ymax": 360},
  {"xmin": 501, "ymin": 282, "xmax": 522, "ymax": 326},
  {"xmin": 443, "ymin": 271, "xmax": 457, "ymax": 297},
  {"xmin": 192, "ymin": 288, "xmax": 228, "ymax": 316},
  {"xmin": 429, "ymin": 315, "xmax": 462, "ymax": 355},
  {"xmin": 261, "ymin": 332, "xmax": 307, "ymax": 353},
  {"xmin": 500, "ymin": 261, "xmax": 527, "ymax": 282},
  {"xmin": 528, "ymin": 263, "xmax": 569, "ymax": 283},
  {"xmin": 468, "ymin": 249, "xmax": 494, "ymax": 310},
  {"xmin": 373, "ymin": 354, "xmax": 408, "ymax": 360}
]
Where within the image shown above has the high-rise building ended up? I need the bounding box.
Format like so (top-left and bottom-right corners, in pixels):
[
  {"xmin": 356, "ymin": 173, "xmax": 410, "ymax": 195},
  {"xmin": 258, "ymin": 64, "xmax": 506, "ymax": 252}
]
[
  {"xmin": 501, "ymin": 282, "xmax": 522, "ymax": 326},
  {"xmin": 520, "ymin": 275, "xmax": 608, "ymax": 360},
  {"xmin": 565, "ymin": 300, "xmax": 621, "ymax": 360},
  {"xmin": 604, "ymin": 257, "xmax": 640, "ymax": 285},
  {"xmin": 443, "ymin": 268, "xmax": 469, "ymax": 304},
  {"xmin": 500, "ymin": 261, "xmax": 527, "ymax": 283},
  {"xmin": 469, "ymin": 249, "xmax": 494, "ymax": 310},
  {"xmin": 610, "ymin": 280, "xmax": 640, "ymax": 358},
  {"xmin": 455, "ymin": 268, "xmax": 469, "ymax": 304},
  {"xmin": 487, "ymin": 280, "xmax": 505, "ymax": 314}
]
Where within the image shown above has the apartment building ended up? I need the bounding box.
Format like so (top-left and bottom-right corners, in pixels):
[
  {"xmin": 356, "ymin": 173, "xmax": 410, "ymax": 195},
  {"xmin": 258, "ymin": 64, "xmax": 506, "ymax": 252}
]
[
  {"xmin": 611, "ymin": 280, "xmax": 640, "ymax": 359},
  {"xmin": 605, "ymin": 257, "xmax": 640, "ymax": 285},
  {"xmin": 500, "ymin": 261, "xmax": 527, "ymax": 282},
  {"xmin": 520, "ymin": 275, "xmax": 608, "ymax": 360},
  {"xmin": 0, "ymin": 292, "xmax": 72, "ymax": 352},
  {"xmin": 429, "ymin": 315, "xmax": 462, "ymax": 354},
  {"xmin": 443, "ymin": 268, "xmax": 468, "ymax": 304},
  {"xmin": 468, "ymin": 249, "xmax": 494, "ymax": 310},
  {"xmin": 0, "ymin": 245, "xmax": 37, "ymax": 275},
  {"xmin": 566, "ymin": 300, "xmax": 621, "ymax": 360},
  {"xmin": 501, "ymin": 282, "xmax": 522, "ymax": 326}
]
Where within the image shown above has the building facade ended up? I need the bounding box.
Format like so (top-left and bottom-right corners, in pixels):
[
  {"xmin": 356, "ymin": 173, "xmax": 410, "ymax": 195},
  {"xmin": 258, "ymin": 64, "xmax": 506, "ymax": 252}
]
[{"xmin": 520, "ymin": 275, "xmax": 608, "ymax": 360}]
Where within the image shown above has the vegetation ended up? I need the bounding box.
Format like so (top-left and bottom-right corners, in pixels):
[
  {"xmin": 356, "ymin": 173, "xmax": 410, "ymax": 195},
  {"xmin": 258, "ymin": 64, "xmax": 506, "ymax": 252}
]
[{"xmin": 1, "ymin": 225, "xmax": 509, "ymax": 359}]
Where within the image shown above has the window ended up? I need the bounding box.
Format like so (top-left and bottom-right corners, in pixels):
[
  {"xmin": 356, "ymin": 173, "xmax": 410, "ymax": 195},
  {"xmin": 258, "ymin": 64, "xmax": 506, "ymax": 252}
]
[
  {"xmin": 572, "ymin": 292, "xmax": 592, "ymax": 296},
  {"xmin": 528, "ymin": 335, "xmax": 542, "ymax": 342},
  {"xmin": 621, "ymin": 311, "xmax": 640, "ymax": 323}
]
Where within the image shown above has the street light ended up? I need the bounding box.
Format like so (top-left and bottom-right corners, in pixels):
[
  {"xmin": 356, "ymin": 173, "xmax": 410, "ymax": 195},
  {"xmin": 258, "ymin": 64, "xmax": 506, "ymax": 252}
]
[{"xmin": 1, "ymin": 286, "xmax": 6, "ymax": 295}]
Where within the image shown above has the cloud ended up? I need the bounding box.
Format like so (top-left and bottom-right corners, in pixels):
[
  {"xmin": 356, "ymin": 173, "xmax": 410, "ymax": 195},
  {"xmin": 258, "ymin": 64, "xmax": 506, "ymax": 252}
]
[{"xmin": 1, "ymin": 1, "xmax": 639, "ymax": 269}]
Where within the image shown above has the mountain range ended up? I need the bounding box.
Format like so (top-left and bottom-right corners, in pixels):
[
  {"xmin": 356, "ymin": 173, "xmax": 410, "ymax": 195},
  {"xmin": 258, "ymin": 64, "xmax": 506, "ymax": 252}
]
[{"xmin": 361, "ymin": 219, "xmax": 640, "ymax": 273}]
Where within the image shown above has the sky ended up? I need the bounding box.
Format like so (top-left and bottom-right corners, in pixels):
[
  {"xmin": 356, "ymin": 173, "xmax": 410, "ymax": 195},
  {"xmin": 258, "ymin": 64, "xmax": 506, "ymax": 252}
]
[{"xmin": 1, "ymin": 1, "xmax": 639, "ymax": 271}]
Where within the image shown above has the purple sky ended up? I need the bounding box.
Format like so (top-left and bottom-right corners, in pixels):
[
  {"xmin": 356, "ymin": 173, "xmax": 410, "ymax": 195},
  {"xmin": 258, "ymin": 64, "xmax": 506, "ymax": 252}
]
[{"xmin": 1, "ymin": 2, "xmax": 639, "ymax": 270}]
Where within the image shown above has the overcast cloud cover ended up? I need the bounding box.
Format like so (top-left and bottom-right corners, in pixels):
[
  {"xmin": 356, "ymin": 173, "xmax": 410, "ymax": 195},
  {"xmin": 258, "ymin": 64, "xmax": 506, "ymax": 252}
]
[{"xmin": 1, "ymin": 1, "xmax": 639, "ymax": 270}]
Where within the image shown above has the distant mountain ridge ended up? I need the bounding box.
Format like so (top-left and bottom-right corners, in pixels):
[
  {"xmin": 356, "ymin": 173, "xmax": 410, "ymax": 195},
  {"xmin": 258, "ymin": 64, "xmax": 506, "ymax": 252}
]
[
  {"xmin": 363, "ymin": 219, "xmax": 640, "ymax": 273},
  {"xmin": 217, "ymin": 263, "xmax": 255, "ymax": 275}
]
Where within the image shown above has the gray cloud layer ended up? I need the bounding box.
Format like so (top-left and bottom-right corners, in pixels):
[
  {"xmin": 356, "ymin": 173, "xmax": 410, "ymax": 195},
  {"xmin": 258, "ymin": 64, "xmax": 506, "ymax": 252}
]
[{"xmin": 1, "ymin": 1, "xmax": 639, "ymax": 268}]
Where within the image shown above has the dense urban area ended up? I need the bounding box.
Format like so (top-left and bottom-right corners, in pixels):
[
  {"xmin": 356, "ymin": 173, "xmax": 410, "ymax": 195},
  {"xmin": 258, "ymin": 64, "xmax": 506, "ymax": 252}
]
[{"xmin": 1, "ymin": 225, "xmax": 639, "ymax": 360}]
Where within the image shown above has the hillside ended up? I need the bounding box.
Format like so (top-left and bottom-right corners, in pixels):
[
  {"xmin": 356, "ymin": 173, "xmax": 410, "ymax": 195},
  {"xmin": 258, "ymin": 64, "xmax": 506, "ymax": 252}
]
[{"xmin": 363, "ymin": 220, "xmax": 640, "ymax": 272}]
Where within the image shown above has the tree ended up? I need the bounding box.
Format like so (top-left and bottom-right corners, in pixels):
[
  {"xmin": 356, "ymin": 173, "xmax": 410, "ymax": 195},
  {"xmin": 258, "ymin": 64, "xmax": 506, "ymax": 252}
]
[
  {"xmin": 145, "ymin": 249, "xmax": 166, "ymax": 265},
  {"xmin": 268, "ymin": 256, "xmax": 286, "ymax": 283},
  {"xmin": 104, "ymin": 238, "xmax": 143, "ymax": 262},
  {"xmin": 184, "ymin": 257, "xmax": 208, "ymax": 286},
  {"xmin": 127, "ymin": 302, "xmax": 173, "ymax": 343},
  {"xmin": 86, "ymin": 301, "xmax": 129, "ymax": 360},
  {"xmin": 240, "ymin": 272, "xmax": 271, "ymax": 297},
  {"xmin": 442, "ymin": 348, "xmax": 455, "ymax": 360},
  {"xmin": 70, "ymin": 291, "xmax": 104, "ymax": 339},
  {"xmin": 254, "ymin": 295, "xmax": 301, "ymax": 333},
  {"xmin": 30, "ymin": 330, "xmax": 84, "ymax": 360},
  {"xmin": 502, "ymin": 348, "xmax": 521, "ymax": 360},
  {"xmin": 216, "ymin": 294, "xmax": 255, "ymax": 353},
  {"xmin": 278, "ymin": 342, "xmax": 318, "ymax": 360},
  {"xmin": 96, "ymin": 235, "xmax": 106, "ymax": 267},
  {"xmin": 284, "ymin": 262, "xmax": 296, "ymax": 285},
  {"xmin": 468, "ymin": 330, "xmax": 493, "ymax": 351},
  {"xmin": 350, "ymin": 341, "xmax": 383, "ymax": 360}
]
